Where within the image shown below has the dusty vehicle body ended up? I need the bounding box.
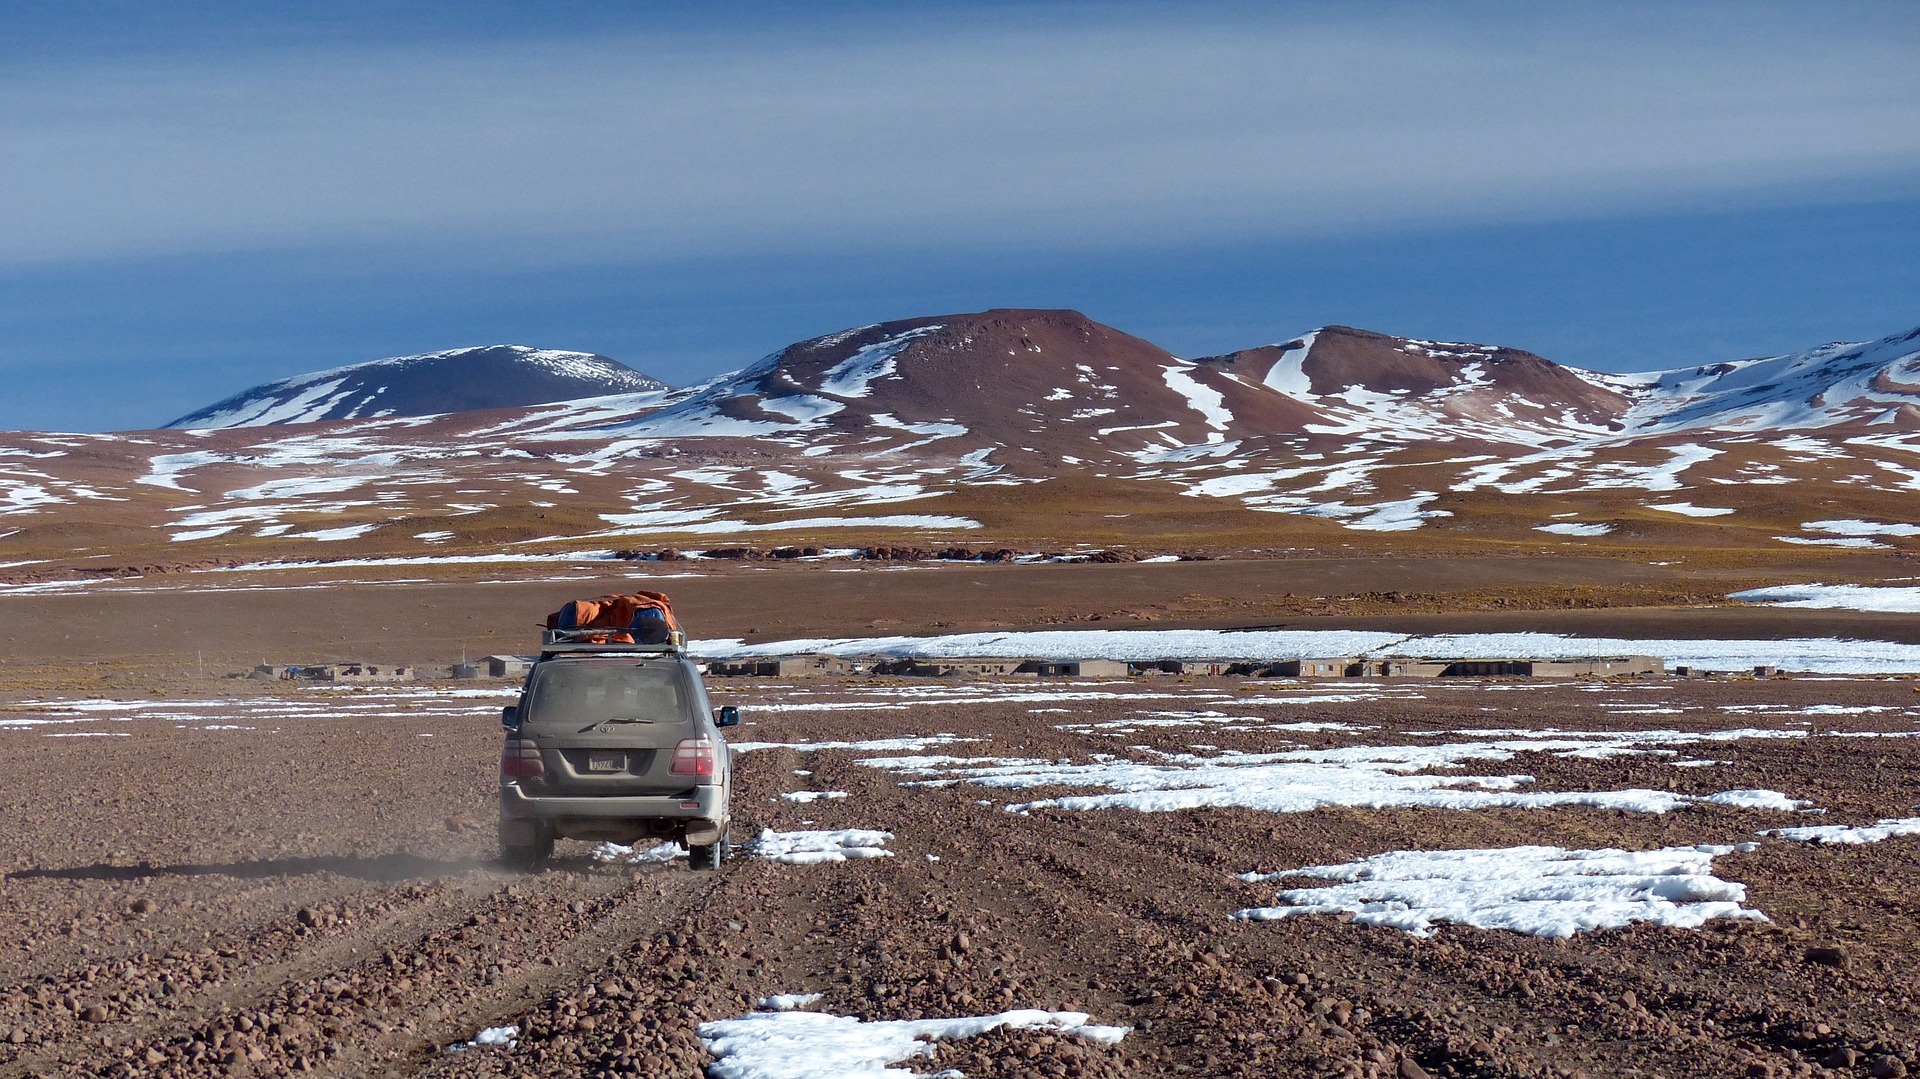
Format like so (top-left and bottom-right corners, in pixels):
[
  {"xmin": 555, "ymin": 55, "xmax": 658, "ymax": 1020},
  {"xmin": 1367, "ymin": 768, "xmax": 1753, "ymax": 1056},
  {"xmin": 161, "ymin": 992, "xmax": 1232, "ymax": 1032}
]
[{"xmin": 498, "ymin": 634, "xmax": 737, "ymax": 869}]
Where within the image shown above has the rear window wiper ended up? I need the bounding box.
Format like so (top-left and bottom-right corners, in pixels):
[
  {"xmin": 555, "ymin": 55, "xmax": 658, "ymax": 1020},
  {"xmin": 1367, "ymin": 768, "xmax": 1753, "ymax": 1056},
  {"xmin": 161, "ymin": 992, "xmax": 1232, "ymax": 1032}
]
[{"xmin": 581, "ymin": 717, "xmax": 656, "ymax": 732}]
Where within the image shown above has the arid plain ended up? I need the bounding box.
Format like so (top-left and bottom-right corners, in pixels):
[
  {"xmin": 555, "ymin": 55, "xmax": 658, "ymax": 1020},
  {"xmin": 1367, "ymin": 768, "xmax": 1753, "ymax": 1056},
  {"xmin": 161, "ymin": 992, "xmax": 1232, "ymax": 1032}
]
[{"xmin": 4, "ymin": 555, "xmax": 1920, "ymax": 1079}]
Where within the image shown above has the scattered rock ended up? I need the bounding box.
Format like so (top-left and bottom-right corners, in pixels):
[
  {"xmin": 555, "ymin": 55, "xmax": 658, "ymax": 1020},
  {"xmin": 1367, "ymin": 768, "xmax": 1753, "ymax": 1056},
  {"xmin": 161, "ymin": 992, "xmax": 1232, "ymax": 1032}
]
[
  {"xmin": 1805, "ymin": 946, "xmax": 1848, "ymax": 968},
  {"xmin": 1870, "ymin": 1056, "xmax": 1909, "ymax": 1079}
]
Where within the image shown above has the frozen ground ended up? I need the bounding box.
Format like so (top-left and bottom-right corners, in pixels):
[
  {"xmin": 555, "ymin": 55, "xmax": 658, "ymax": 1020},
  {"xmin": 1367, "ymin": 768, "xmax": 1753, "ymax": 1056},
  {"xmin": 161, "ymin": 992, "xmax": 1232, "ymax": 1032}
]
[
  {"xmin": 696, "ymin": 627, "xmax": 1920, "ymax": 674},
  {"xmin": 1731, "ymin": 583, "xmax": 1920, "ymax": 614},
  {"xmin": 592, "ymin": 829, "xmax": 894, "ymax": 867},
  {"xmin": 1763, "ymin": 817, "xmax": 1920, "ymax": 845},
  {"xmin": 1232, "ymin": 843, "xmax": 1763, "ymax": 938},
  {"xmin": 856, "ymin": 724, "xmax": 1821, "ymax": 816},
  {"xmin": 699, "ymin": 1006, "xmax": 1126, "ymax": 1079}
]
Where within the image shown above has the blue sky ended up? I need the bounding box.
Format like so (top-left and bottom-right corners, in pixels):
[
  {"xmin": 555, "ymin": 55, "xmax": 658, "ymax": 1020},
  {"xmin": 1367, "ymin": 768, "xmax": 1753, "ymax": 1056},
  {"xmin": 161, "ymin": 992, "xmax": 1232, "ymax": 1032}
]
[{"xmin": 3, "ymin": 1, "xmax": 1917, "ymax": 432}]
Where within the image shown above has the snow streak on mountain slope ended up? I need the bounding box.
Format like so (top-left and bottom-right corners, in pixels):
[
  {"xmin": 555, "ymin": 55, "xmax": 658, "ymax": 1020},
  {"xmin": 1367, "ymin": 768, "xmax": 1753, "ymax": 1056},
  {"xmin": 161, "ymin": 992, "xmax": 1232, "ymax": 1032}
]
[{"xmin": 164, "ymin": 345, "xmax": 670, "ymax": 430}]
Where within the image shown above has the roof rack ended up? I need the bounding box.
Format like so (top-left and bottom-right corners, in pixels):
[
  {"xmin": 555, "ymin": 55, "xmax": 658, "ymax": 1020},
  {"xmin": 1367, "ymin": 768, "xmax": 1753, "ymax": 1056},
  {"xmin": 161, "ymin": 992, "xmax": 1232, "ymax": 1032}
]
[{"xmin": 538, "ymin": 628, "xmax": 687, "ymax": 659}]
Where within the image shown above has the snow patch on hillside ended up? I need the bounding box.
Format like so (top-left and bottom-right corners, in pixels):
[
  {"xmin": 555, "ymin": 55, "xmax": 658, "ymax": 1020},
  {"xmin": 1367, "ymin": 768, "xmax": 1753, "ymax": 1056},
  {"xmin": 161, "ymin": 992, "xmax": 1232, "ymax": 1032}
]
[
  {"xmin": 1161, "ymin": 365, "xmax": 1232, "ymax": 440},
  {"xmin": 1260, "ymin": 334, "xmax": 1318, "ymax": 396},
  {"xmin": 819, "ymin": 326, "xmax": 943, "ymax": 398},
  {"xmin": 1646, "ymin": 501, "xmax": 1734, "ymax": 517},
  {"xmin": 1731, "ymin": 584, "xmax": 1920, "ymax": 613},
  {"xmin": 1804, "ymin": 519, "xmax": 1920, "ymax": 537}
]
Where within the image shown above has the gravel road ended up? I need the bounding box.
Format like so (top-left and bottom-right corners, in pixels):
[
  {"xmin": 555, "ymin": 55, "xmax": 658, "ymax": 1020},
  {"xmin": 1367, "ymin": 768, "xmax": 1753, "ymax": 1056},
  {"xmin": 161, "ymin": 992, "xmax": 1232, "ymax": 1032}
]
[{"xmin": 4, "ymin": 674, "xmax": 1919, "ymax": 1078}]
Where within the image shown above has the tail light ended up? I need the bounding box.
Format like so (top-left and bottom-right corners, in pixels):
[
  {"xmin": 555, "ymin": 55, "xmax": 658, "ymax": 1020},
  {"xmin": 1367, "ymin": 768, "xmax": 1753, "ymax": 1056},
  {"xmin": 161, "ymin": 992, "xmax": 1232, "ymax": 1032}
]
[
  {"xmin": 669, "ymin": 737, "xmax": 719, "ymax": 783},
  {"xmin": 500, "ymin": 738, "xmax": 544, "ymax": 778}
]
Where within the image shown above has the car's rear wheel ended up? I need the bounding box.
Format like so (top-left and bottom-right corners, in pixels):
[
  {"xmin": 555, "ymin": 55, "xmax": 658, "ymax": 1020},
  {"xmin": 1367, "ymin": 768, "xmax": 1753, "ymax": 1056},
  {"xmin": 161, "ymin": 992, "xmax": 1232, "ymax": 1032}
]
[
  {"xmin": 688, "ymin": 831, "xmax": 729, "ymax": 871},
  {"xmin": 500, "ymin": 828, "xmax": 554, "ymax": 871}
]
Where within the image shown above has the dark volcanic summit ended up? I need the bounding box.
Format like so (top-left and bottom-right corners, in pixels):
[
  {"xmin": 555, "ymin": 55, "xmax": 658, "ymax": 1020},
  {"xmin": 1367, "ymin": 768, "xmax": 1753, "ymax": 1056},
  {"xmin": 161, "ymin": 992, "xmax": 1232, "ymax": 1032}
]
[
  {"xmin": 164, "ymin": 345, "xmax": 669, "ymax": 430},
  {"xmin": 619, "ymin": 308, "xmax": 1326, "ymax": 451}
]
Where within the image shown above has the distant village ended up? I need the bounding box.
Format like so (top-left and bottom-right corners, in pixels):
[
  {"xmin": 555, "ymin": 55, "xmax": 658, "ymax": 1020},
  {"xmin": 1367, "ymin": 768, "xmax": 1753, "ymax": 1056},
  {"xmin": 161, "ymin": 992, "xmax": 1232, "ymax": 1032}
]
[
  {"xmin": 704, "ymin": 654, "xmax": 1686, "ymax": 679},
  {"xmin": 248, "ymin": 653, "xmax": 1786, "ymax": 684}
]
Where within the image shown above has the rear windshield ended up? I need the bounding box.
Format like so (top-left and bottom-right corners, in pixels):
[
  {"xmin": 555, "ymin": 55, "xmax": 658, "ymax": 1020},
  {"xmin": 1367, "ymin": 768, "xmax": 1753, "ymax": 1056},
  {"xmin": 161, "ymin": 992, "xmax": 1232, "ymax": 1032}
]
[{"xmin": 523, "ymin": 663, "xmax": 688, "ymax": 726}]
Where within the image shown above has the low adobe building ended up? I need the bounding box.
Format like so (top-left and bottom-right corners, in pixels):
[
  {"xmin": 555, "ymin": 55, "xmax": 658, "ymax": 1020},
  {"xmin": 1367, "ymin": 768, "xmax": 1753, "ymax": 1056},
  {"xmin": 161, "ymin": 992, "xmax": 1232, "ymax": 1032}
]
[
  {"xmin": 1439, "ymin": 656, "xmax": 1664, "ymax": 678},
  {"xmin": 1019, "ymin": 659, "xmax": 1131, "ymax": 678},
  {"xmin": 707, "ymin": 654, "xmax": 865, "ymax": 678},
  {"xmin": 486, "ymin": 655, "xmax": 535, "ymax": 679}
]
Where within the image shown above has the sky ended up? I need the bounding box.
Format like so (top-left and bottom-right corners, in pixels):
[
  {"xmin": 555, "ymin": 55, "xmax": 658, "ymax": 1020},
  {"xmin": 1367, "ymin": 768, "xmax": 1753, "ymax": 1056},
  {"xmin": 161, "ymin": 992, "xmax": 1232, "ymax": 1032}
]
[{"xmin": 3, "ymin": 1, "xmax": 1918, "ymax": 432}]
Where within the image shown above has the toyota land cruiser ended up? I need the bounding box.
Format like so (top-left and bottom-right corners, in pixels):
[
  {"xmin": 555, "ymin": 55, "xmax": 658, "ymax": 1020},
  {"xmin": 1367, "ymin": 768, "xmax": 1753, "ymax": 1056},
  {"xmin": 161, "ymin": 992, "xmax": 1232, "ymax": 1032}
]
[{"xmin": 497, "ymin": 632, "xmax": 737, "ymax": 870}]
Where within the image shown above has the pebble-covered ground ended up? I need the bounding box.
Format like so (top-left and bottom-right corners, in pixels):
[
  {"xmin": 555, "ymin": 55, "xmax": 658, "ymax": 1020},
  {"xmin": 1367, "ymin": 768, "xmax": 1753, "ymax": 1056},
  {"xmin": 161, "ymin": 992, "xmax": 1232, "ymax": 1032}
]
[{"xmin": 3, "ymin": 673, "xmax": 1920, "ymax": 1078}]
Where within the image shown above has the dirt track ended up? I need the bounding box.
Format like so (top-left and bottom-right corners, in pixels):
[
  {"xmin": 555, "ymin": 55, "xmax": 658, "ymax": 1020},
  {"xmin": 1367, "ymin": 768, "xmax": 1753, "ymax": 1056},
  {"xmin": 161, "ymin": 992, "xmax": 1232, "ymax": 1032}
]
[{"xmin": 4, "ymin": 671, "xmax": 1920, "ymax": 1078}]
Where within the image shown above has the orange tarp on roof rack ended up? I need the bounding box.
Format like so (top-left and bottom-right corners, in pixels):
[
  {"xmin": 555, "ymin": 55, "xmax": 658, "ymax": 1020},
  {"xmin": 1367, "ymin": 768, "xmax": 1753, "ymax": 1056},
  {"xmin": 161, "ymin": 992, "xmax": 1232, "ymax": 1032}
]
[{"xmin": 544, "ymin": 591, "xmax": 682, "ymax": 644}]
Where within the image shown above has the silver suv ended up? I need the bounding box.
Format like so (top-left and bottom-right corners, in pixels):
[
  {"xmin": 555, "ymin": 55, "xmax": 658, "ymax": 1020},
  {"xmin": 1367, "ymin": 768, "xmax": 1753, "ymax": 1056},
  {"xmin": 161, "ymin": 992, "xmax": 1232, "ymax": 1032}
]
[{"xmin": 498, "ymin": 637, "xmax": 737, "ymax": 870}]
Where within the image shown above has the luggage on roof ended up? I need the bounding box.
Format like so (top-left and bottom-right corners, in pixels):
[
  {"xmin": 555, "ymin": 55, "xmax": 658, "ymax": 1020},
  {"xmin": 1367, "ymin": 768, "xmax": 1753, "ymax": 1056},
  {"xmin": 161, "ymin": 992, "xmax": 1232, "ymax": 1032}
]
[{"xmin": 543, "ymin": 590, "xmax": 683, "ymax": 647}]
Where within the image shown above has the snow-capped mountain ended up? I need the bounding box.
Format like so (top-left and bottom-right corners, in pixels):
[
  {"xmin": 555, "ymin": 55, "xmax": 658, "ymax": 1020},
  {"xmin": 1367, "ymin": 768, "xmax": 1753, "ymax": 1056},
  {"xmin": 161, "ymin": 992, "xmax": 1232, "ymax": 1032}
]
[
  {"xmin": 5, "ymin": 311, "xmax": 1919, "ymax": 574},
  {"xmin": 1611, "ymin": 325, "xmax": 1920, "ymax": 434},
  {"xmin": 163, "ymin": 345, "xmax": 670, "ymax": 429}
]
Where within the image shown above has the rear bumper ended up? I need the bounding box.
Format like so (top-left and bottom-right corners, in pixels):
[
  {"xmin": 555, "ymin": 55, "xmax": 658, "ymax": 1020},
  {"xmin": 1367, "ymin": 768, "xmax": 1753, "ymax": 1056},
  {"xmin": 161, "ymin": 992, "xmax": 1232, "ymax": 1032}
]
[{"xmin": 499, "ymin": 783, "xmax": 725, "ymax": 822}]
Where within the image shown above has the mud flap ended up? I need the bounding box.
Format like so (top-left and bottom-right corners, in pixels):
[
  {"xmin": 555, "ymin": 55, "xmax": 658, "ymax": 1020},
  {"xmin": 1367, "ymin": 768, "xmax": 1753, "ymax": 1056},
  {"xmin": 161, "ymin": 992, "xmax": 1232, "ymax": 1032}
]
[
  {"xmin": 683, "ymin": 818, "xmax": 725, "ymax": 846},
  {"xmin": 499, "ymin": 818, "xmax": 546, "ymax": 847}
]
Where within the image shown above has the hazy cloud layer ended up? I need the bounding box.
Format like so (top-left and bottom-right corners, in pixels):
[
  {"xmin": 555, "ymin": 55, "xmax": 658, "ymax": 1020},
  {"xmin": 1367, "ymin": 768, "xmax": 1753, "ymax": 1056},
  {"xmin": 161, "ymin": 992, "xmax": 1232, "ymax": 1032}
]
[{"xmin": 4, "ymin": 5, "xmax": 1917, "ymax": 267}]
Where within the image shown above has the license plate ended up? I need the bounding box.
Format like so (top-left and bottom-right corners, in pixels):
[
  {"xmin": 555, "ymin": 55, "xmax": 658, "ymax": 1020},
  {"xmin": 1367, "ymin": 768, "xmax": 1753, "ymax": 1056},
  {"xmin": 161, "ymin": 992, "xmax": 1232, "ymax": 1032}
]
[{"xmin": 586, "ymin": 751, "xmax": 625, "ymax": 773}]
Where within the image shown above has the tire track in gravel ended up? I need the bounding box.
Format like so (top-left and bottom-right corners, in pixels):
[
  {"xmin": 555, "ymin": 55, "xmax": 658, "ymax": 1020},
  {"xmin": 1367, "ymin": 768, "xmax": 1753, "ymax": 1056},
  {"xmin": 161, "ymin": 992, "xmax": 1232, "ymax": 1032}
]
[
  {"xmin": 906, "ymin": 794, "xmax": 1337, "ymax": 1077},
  {"xmin": 58, "ymin": 861, "xmax": 724, "ymax": 1077},
  {"xmin": 0, "ymin": 875, "xmax": 512, "ymax": 1078},
  {"xmin": 411, "ymin": 854, "xmax": 825, "ymax": 1078},
  {"xmin": 706, "ymin": 764, "xmax": 1218, "ymax": 1073},
  {"xmin": 0, "ymin": 860, "xmax": 672, "ymax": 1074},
  {"xmin": 357, "ymin": 861, "xmax": 724, "ymax": 1075}
]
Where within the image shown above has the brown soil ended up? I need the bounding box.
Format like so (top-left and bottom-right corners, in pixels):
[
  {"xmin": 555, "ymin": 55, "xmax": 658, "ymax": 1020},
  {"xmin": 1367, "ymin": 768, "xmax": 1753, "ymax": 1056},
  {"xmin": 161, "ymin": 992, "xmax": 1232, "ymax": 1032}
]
[
  {"xmin": 4, "ymin": 567, "xmax": 1920, "ymax": 1077},
  {"xmin": 4, "ymin": 656, "xmax": 1920, "ymax": 1077}
]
